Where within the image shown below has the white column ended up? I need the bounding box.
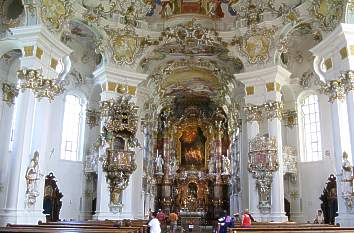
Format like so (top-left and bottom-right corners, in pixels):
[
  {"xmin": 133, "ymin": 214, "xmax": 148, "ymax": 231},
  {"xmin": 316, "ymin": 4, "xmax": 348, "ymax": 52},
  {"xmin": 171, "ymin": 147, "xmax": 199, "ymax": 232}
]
[
  {"xmin": 330, "ymin": 99, "xmax": 353, "ymax": 226},
  {"xmin": 247, "ymin": 121, "xmax": 260, "ymax": 219},
  {"xmin": 268, "ymin": 118, "xmax": 287, "ymax": 222},
  {"xmin": 346, "ymin": 91, "xmax": 354, "ymax": 166}
]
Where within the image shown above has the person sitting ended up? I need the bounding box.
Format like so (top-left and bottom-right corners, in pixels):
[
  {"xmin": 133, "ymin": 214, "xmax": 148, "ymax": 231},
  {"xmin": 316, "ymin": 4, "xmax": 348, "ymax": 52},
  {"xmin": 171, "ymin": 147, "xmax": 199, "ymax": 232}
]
[
  {"xmin": 241, "ymin": 209, "xmax": 252, "ymax": 228},
  {"xmin": 313, "ymin": 209, "xmax": 324, "ymax": 224}
]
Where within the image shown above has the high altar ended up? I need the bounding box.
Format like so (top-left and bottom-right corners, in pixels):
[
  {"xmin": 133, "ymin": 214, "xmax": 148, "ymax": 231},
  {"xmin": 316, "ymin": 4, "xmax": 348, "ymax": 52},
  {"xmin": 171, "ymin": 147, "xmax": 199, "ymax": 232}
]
[{"xmin": 152, "ymin": 104, "xmax": 237, "ymax": 224}]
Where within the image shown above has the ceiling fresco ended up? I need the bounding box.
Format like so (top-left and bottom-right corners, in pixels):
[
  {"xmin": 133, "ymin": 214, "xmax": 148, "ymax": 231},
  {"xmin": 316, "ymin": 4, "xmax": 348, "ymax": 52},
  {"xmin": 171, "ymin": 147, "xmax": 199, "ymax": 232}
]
[{"xmin": 161, "ymin": 69, "xmax": 221, "ymax": 98}]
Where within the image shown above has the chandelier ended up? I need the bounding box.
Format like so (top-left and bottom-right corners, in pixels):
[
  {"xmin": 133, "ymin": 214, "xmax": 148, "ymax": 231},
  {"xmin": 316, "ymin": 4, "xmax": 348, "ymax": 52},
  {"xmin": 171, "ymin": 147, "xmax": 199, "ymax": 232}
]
[
  {"xmin": 17, "ymin": 69, "xmax": 64, "ymax": 101},
  {"xmin": 100, "ymin": 95, "xmax": 139, "ymax": 212}
]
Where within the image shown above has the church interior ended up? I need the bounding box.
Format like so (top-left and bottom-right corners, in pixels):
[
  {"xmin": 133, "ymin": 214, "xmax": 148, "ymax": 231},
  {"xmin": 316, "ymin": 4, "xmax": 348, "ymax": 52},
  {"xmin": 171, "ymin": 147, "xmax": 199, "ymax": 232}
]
[{"xmin": 1, "ymin": 0, "xmax": 354, "ymax": 232}]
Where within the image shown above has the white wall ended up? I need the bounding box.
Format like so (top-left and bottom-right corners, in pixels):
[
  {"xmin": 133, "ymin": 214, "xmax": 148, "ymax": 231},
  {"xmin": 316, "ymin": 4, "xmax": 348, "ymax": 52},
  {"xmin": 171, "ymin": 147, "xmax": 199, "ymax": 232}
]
[
  {"xmin": 44, "ymin": 94, "xmax": 85, "ymax": 221},
  {"xmin": 299, "ymin": 158, "xmax": 336, "ymax": 222}
]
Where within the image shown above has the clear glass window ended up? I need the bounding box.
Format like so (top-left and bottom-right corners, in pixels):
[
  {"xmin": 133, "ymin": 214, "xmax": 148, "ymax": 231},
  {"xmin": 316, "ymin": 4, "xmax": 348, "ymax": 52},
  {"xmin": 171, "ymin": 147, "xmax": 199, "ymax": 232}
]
[
  {"xmin": 60, "ymin": 94, "xmax": 86, "ymax": 161},
  {"xmin": 300, "ymin": 95, "xmax": 323, "ymax": 162}
]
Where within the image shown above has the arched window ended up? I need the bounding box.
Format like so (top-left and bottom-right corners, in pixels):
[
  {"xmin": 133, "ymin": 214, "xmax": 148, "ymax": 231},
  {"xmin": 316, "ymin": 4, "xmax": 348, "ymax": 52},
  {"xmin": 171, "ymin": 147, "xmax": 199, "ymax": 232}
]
[
  {"xmin": 300, "ymin": 94, "xmax": 323, "ymax": 162},
  {"xmin": 60, "ymin": 94, "xmax": 86, "ymax": 161}
]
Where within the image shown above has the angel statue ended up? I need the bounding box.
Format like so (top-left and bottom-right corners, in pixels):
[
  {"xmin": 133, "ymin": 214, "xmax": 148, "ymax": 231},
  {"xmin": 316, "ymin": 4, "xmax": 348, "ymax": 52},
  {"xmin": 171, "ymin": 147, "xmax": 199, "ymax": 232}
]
[{"xmin": 155, "ymin": 154, "xmax": 164, "ymax": 175}]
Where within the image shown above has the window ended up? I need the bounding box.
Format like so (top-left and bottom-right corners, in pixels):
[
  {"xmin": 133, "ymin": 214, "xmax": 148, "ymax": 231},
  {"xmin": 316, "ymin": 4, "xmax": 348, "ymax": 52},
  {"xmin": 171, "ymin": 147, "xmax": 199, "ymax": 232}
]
[
  {"xmin": 300, "ymin": 95, "xmax": 323, "ymax": 162},
  {"xmin": 60, "ymin": 94, "xmax": 86, "ymax": 161}
]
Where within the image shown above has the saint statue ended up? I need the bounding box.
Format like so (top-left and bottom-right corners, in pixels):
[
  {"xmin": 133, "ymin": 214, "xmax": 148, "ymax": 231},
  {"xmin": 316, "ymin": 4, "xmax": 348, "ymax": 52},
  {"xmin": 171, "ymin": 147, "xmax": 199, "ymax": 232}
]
[
  {"xmin": 25, "ymin": 151, "xmax": 43, "ymax": 206},
  {"xmin": 222, "ymin": 154, "xmax": 231, "ymax": 175},
  {"xmin": 169, "ymin": 156, "xmax": 177, "ymax": 176},
  {"xmin": 342, "ymin": 152, "xmax": 353, "ymax": 195},
  {"xmin": 155, "ymin": 154, "xmax": 164, "ymax": 174},
  {"xmin": 208, "ymin": 157, "xmax": 215, "ymax": 174}
]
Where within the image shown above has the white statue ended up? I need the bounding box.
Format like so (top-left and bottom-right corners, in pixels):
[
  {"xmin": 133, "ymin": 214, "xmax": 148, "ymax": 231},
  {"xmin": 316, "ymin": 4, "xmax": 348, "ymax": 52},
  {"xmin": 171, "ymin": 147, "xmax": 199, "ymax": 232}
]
[
  {"xmin": 155, "ymin": 154, "xmax": 164, "ymax": 174},
  {"xmin": 222, "ymin": 154, "xmax": 231, "ymax": 175},
  {"xmin": 208, "ymin": 157, "xmax": 215, "ymax": 174},
  {"xmin": 169, "ymin": 157, "xmax": 177, "ymax": 176},
  {"xmin": 25, "ymin": 151, "xmax": 42, "ymax": 206},
  {"xmin": 342, "ymin": 152, "xmax": 353, "ymax": 195}
]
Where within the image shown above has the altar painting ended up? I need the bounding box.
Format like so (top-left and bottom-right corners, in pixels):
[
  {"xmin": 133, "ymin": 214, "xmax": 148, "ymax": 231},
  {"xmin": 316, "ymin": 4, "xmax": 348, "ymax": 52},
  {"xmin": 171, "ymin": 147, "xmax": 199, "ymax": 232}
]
[{"xmin": 179, "ymin": 127, "xmax": 206, "ymax": 168}]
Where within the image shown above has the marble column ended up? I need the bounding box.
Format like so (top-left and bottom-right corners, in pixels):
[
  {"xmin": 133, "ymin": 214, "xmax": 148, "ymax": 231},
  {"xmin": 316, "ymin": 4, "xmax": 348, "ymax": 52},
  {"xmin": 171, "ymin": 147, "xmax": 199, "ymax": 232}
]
[
  {"xmin": 267, "ymin": 116, "xmax": 287, "ymax": 222},
  {"xmin": 329, "ymin": 97, "xmax": 353, "ymax": 226},
  {"xmin": 247, "ymin": 120, "xmax": 260, "ymax": 219},
  {"xmin": 346, "ymin": 88, "xmax": 354, "ymax": 166}
]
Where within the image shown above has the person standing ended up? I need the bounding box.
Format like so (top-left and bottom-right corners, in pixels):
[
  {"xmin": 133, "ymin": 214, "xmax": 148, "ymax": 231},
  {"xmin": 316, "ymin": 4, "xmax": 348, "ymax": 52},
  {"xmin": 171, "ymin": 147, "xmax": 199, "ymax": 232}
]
[
  {"xmin": 169, "ymin": 211, "xmax": 178, "ymax": 233},
  {"xmin": 217, "ymin": 211, "xmax": 227, "ymax": 233},
  {"xmin": 241, "ymin": 209, "xmax": 252, "ymax": 228},
  {"xmin": 156, "ymin": 209, "xmax": 167, "ymax": 233},
  {"xmin": 149, "ymin": 212, "xmax": 161, "ymax": 233}
]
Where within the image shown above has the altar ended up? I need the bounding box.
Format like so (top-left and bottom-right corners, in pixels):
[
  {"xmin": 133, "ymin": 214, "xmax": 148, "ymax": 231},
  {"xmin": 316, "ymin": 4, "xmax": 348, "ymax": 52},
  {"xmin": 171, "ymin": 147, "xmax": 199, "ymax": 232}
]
[{"xmin": 153, "ymin": 106, "xmax": 233, "ymax": 224}]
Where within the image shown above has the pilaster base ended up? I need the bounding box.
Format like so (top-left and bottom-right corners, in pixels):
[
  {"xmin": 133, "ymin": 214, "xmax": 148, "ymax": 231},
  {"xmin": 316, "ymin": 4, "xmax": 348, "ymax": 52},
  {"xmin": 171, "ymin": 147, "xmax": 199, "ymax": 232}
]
[
  {"xmin": 336, "ymin": 212, "xmax": 354, "ymax": 227},
  {"xmin": 93, "ymin": 211, "xmax": 121, "ymax": 220},
  {"xmin": 0, "ymin": 208, "xmax": 45, "ymax": 226},
  {"xmin": 290, "ymin": 211, "xmax": 305, "ymax": 223},
  {"xmin": 252, "ymin": 212, "xmax": 288, "ymax": 222},
  {"xmin": 79, "ymin": 211, "xmax": 93, "ymax": 221}
]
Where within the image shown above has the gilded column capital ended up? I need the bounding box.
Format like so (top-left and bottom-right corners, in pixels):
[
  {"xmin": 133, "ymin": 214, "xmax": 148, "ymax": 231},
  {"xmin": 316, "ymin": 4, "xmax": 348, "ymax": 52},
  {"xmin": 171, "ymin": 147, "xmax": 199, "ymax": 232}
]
[
  {"xmin": 244, "ymin": 101, "xmax": 283, "ymax": 122},
  {"xmin": 244, "ymin": 105, "xmax": 263, "ymax": 122},
  {"xmin": 342, "ymin": 70, "xmax": 354, "ymax": 93},
  {"xmin": 320, "ymin": 79, "xmax": 346, "ymax": 103},
  {"xmin": 264, "ymin": 102, "xmax": 283, "ymax": 120}
]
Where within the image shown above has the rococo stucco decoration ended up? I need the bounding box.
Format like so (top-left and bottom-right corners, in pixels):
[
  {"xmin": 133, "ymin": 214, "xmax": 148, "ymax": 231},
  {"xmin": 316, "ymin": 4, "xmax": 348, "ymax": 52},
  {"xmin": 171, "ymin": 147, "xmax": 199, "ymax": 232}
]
[
  {"xmin": 40, "ymin": 0, "xmax": 72, "ymax": 31},
  {"xmin": 248, "ymin": 135, "xmax": 279, "ymax": 212},
  {"xmin": 244, "ymin": 101, "xmax": 283, "ymax": 122},
  {"xmin": 1, "ymin": 82, "xmax": 19, "ymax": 105},
  {"xmin": 232, "ymin": 26, "xmax": 276, "ymax": 64},
  {"xmin": 311, "ymin": 0, "xmax": 344, "ymax": 31},
  {"xmin": 17, "ymin": 69, "xmax": 64, "ymax": 101},
  {"xmin": 98, "ymin": 25, "xmax": 155, "ymax": 65},
  {"xmin": 100, "ymin": 95, "xmax": 139, "ymax": 212}
]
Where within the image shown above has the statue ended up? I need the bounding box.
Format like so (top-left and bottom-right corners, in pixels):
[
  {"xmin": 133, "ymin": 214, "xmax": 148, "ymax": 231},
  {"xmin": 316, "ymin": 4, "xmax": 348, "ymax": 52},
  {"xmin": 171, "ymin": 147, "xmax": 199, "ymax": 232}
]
[
  {"xmin": 208, "ymin": 156, "xmax": 215, "ymax": 174},
  {"xmin": 169, "ymin": 156, "xmax": 177, "ymax": 176},
  {"xmin": 222, "ymin": 154, "xmax": 231, "ymax": 175},
  {"xmin": 155, "ymin": 154, "xmax": 164, "ymax": 174},
  {"xmin": 25, "ymin": 151, "xmax": 42, "ymax": 206},
  {"xmin": 342, "ymin": 152, "xmax": 353, "ymax": 195}
]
